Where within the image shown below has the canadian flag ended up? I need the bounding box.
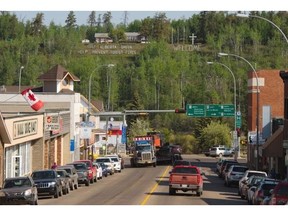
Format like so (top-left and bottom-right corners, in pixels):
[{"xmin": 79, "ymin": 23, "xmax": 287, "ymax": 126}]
[{"xmin": 21, "ymin": 88, "xmax": 44, "ymax": 111}]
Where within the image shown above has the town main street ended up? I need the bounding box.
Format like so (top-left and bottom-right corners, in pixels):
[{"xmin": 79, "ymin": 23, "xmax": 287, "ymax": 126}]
[{"xmin": 38, "ymin": 154, "xmax": 248, "ymax": 205}]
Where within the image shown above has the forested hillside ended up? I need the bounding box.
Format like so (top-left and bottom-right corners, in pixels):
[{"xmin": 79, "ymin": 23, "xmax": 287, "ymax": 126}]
[{"xmin": 1, "ymin": 11, "xmax": 287, "ymax": 152}]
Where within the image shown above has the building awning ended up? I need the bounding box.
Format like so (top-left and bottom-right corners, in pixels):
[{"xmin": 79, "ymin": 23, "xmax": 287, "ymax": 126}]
[
  {"xmin": 262, "ymin": 126, "xmax": 284, "ymax": 157},
  {"xmin": 0, "ymin": 112, "xmax": 12, "ymax": 144}
]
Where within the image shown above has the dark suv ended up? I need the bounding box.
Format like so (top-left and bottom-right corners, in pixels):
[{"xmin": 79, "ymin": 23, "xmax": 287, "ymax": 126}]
[{"xmin": 31, "ymin": 169, "xmax": 62, "ymax": 198}]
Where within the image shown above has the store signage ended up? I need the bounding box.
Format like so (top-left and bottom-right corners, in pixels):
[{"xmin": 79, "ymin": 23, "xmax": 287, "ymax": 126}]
[{"xmin": 13, "ymin": 119, "xmax": 38, "ymax": 139}]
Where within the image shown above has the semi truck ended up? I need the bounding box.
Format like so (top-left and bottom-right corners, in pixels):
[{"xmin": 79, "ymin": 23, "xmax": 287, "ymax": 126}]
[{"xmin": 130, "ymin": 136, "xmax": 157, "ymax": 167}]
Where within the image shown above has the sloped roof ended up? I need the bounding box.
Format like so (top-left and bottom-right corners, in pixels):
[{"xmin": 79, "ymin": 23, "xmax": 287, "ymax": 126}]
[{"xmin": 38, "ymin": 65, "xmax": 80, "ymax": 82}]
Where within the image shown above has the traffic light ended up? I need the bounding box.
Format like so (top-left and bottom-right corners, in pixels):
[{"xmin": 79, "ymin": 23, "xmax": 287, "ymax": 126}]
[{"xmin": 175, "ymin": 108, "xmax": 186, "ymax": 114}]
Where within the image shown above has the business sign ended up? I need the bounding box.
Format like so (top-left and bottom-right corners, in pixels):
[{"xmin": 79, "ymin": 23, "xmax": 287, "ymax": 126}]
[
  {"xmin": 13, "ymin": 119, "xmax": 38, "ymax": 139},
  {"xmin": 75, "ymin": 121, "xmax": 95, "ymax": 128},
  {"xmin": 45, "ymin": 115, "xmax": 60, "ymax": 131},
  {"xmin": 80, "ymin": 127, "xmax": 92, "ymax": 139}
]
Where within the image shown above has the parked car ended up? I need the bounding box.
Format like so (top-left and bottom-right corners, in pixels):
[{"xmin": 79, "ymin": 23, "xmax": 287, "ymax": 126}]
[
  {"xmin": 247, "ymin": 177, "xmax": 273, "ymax": 204},
  {"xmin": 67, "ymin": 162, "xmax": 90, "ymax": 186},
  {"xmin": 74, "ymin": 160, "xmax": 97, "ymax": 183},
  {"xmin": 268, "ymin": 181, "xmax": 288, "ymax": 205},
  {"xmin": 31, "ymin": 169, "xmax": 62, "ymax": 198},
  {"xmin": 224, "ymin": 165, "xmax": 248, "ymax": 187},
  {"xmin": 57, "ymin": 165, "xmax": 79, "ymax": 190},
  {"xmin": 56, "ymin": 169, "xmax": 70, "ymax": 195},
  {"xmin": 0, "ymin": 176, "xmax": 38, "ymax": 205},
  {"xmin": 95, "ymin": 157, "xmax": 115, "ymax": 175},
  {"xmin": 222, "ymin": 161, "xmax": 240, "ymax": 180},
  {"xmin": 209, "ymin": 146, "xmax": 226, "ymax": 157},
  {"xmin": 98, "ymin": 162, "xmax": 109, "ymax": 177},
  {"xmin": 93, "ymin": 162, "xmax": 103, "ymax": 180},
  {"xmin": 218, "ymin": 160, "xmax": 239, "ymax": 178},
  {"xmin": 239, "ymin": 170, "xmax": 267, "ymax": 197},
  {"xmin": 252, "ymin": 179, "xmax": 280, "ymax": 205},
  {"xmin": 240, "ymin": 175, "xmax": 266, "ymax": 202},
  {"xmin": 105, "ymin": 155, "xmax": 121, "ymax": 173},
  {"xmin": 118, "ymin": 154, "xmax": 125, "ymax": 169}
]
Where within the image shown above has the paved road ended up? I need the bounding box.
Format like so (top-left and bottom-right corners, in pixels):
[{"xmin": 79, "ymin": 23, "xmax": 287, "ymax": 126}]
[{"xmin": 38, "ymin": 154, "xmax": 247, "ymax": 205}]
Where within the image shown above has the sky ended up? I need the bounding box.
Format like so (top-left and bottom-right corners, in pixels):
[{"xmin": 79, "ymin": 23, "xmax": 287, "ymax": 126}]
[
  {"xmin": 1, "ymin": 0, "xmax": 287, "ymax": 26},
  {"xmin": 11, "ymin": 11, "xmax": 199, "ymax": 26}
]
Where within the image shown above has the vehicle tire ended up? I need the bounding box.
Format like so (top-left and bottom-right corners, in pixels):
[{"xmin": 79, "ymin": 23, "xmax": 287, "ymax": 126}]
[
  {"xmin": 130, "ymin": 158, "xmax": 135, "ymax": 167},
  {"xmin": 74, "ymin": 183, "xmax": 78, "ymax": 190},
  {"xmin": 31, "ymin": 199, "xmax": 38, "ymax": 205},
  {"xmin": 63, "ymin": 187, "xmax": 67, "ymax": 195},
  {"xmin": 59, "ymin": 187, "xmax": 63, "ymax": 197},
  {"xmin": 105, "ymin": 173, "xmax": 108, "ymax": 177},
  {"xmin": 153, "ymin": 162, "xmax": 156, "ymax": 167},
  {"xmin": 85, "ymin": 180, "xmax": 90, "ymax": 186},
  {"xmin": 54, "ymin": 188, "xmax": 59, "ymax": 198},
  {"xmin": 169, "ymin": 187, "xmax": 176, "ymax": 195},
  {"xmin": 196, "ymin": 191, "xmax": 202, "ymax": 197}
]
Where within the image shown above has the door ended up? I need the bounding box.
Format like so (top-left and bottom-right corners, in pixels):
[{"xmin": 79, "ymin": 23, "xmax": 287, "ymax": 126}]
[{"xmin": 12, "ymin": 156, "xmax": 21, "ymax": 177}]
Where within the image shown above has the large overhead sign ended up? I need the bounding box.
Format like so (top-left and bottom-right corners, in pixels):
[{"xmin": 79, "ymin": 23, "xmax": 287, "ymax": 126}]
[{"xmin": 186, "ymin": 104, "xmax": 235, "ymax": 117}]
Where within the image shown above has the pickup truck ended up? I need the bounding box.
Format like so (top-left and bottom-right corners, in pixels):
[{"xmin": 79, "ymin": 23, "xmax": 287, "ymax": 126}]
[
  {"xmin": 74, "ymin": 160, "xmax": 97, "ymax": 183},
  {"xmin": 169, "ymin": 165, "xmax": 204, "ymax": 196}
]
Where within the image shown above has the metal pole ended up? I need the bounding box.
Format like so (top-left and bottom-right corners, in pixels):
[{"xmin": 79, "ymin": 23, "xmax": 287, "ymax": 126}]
[
  {"xmin": 218, "ymin": 52, "xmax": 260, "ymax": 170},
  {"xmin": 207, "ymin": 62, "xmax": 238, "ymax": 159},
  {"xmin": 19, "ymin": 66, "xmax": 24, "ymax": 93}
]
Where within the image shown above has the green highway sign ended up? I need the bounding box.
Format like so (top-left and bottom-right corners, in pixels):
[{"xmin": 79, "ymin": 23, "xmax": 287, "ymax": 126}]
[
  {"xmin": 186, "ymin": 104, "xmax": 205, "ymax": 117},
  {"xmin": 236, "ymin": 112, "xmax": 242, "ymax": 128},
  {"xmin": 186, "ymin": 104, "xmax": 235, "ymax": 117},
  {"xmin": 206, "ymin": 104, "xmax": 235, "ymax": 117}
]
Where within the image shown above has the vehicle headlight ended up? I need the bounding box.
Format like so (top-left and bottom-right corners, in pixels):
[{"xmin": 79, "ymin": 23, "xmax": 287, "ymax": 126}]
[
  {"xmin": 83, "ymin": 172, "xmax": 88, "ymax": 176},
  {"xmin": 24, "ymin": 189, "xmax": 32, "ymax": 196},
  {"xmin": 49, "ymin": 182, "xmax": 56, "ymax": 186},
  {"xmin": 0, "ymin": 191, "xmax": 5, "ymax": 197}
]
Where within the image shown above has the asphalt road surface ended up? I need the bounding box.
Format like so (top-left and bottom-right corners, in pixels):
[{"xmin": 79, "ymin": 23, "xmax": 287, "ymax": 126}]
[{"xmin": 38, "ymin": 154, "xmax": 248, "ymax": 205}]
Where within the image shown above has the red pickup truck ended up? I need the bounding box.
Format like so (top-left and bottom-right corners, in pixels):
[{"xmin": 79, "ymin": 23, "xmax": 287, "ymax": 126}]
[
  {"xmin": 74, "ymin": 160, "xmax": 97, "ymax": 184},
  {"xmin": 169, "ymin": 165, "xmax": 204, "ymax": 196}
]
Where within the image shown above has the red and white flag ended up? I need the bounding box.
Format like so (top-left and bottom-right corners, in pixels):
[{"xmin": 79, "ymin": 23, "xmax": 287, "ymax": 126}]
[{"xmin": 21, "ymin": 88, "xmax": 44, "ymax": 111}]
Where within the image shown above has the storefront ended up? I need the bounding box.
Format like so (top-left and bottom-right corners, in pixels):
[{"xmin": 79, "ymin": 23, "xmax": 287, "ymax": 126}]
[{"xmin": 0, "ymin": 113, "xmax": 44, "ymax": 181}]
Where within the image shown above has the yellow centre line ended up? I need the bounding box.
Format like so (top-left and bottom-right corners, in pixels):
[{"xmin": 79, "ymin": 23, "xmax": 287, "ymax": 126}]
[{"xmin": 140, "ymin": 165, "xmax": 171, "ymax": 205}]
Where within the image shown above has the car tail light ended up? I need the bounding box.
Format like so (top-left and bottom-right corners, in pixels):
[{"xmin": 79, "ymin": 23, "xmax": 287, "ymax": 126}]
[
  {"xmin": 258, "ymin": 190, "xmax": 264, "ymax": 198},
  {"xmin": 197, "ymin": 175, "xmax": 200, "ymax": 183},
  {"xmin": 271, "ymin": 197, "xmax": 276, "ymax": 205}
]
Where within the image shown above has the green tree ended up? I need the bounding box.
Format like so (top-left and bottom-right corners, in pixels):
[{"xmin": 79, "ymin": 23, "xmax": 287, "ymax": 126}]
[
  {"xmin": 65, "ymin": 11, "xmax": 77, "ymax": 28},
  {"xmin": 199, "ymin": 121, "xmax": 232, "ymax": 152},
  {"xmin": 87, "ymin": 11, "xmax": 97, "ymax": 27}
]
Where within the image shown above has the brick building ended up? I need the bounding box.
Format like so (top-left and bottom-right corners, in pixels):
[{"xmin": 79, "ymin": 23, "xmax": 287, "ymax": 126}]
[{"xmin": 247, "ymin": 69, "xmax": 286, "ymax": 178}]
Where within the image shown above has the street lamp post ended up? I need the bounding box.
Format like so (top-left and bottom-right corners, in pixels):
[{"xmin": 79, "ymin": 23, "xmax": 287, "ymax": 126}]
[
  {"xmin": 19, "ymin": 66, "xmax": 24, "ymax": 93},
  {"xmin": 207, "ymin": 61, "xmax": 238, "ymax": 159},
  {"xmin": 236, "ymin": 13, "xmax": 288, "ymax": 44},
  {"xmin": 218, "ymin": 52, "xmax": 260, "ymax": 170},
  {"xmin": 88, "ymin": 64, "xmax": 115, "ymax": 157}
]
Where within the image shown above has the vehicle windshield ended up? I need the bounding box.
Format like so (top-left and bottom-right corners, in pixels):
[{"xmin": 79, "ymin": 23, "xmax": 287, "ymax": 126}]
[
  {"xmin": 32, "ymin": 171, "xmax": 56, "ymax": 180},
  {"xmin": 110, "ymin": 157, "xmax": 119, "ymax": 162},
  {"xmin": 172, "ymin": 167, "xmax": 197, "ymax": 174},
  {"xmin": 136, "ymin": 145, "xmax": 151, "ymax": 151},
  {"xmin": 56, "ymin": 171, "xmax": 65, "ymax": 177},
  {"xmin": 96, "ymin": 158, "xmax": 110, "ymax": 163},
  {"xmin": 69, "ymin": 163, "xmax": 87, "ymax": 171},
  {"xmin": 4, "ymin": 178, "xmax": 31, "ymax": 188}
]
